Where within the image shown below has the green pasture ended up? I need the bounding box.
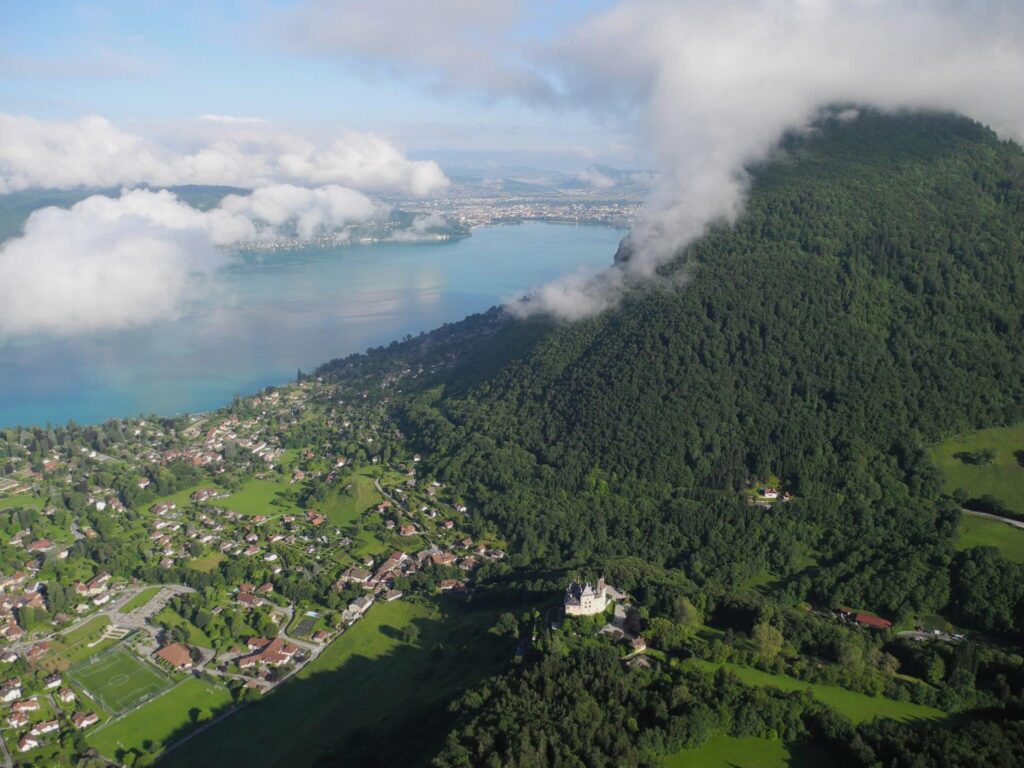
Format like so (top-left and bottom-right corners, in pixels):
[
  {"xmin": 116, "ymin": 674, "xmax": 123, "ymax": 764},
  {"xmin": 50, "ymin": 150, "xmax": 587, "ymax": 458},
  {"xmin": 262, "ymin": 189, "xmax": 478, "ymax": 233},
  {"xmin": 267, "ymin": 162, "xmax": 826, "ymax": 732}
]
[{"xmin": 931, "ymin": 422, "xmax": 1024, "ymax": 514}]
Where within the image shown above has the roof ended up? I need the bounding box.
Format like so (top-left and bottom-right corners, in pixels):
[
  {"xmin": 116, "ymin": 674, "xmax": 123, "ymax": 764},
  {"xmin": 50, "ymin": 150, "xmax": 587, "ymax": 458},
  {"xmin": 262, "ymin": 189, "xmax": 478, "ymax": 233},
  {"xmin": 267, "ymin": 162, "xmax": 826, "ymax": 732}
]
[
  {"xmin": 854, "ymin": 612, "xmax": 893, "ymax": 629},
  {"xmin": 156, "ymin": 643, "xmax": 193, "ymax": 668}
]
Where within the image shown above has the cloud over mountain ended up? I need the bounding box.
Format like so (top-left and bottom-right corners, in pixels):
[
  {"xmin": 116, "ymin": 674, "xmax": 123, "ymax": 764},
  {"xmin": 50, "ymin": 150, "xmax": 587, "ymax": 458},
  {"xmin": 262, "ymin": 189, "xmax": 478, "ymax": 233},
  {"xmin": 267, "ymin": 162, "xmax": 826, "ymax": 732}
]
[{"xmin": 283, "ymin": 0, "xmax": 1024, "ymax": 319}]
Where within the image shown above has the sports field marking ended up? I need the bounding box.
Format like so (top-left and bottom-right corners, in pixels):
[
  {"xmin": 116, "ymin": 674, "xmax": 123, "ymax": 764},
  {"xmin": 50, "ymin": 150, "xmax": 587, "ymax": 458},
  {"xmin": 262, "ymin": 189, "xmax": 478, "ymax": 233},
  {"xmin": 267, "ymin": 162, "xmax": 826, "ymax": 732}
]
[{"xmin": 69, "ymin": 648, "xmax": 174, "ymax": 716}]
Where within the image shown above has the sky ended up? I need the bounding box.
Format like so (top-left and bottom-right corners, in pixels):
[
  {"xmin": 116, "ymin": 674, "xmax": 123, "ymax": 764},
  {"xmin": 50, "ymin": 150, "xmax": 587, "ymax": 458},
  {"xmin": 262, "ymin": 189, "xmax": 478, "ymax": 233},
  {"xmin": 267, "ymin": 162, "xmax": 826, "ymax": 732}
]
[
  {"xmin": 0, "ymin": 0, "xmax": 632, "ymax": 171},
  {"xmin": 3, "ymin": 0, "xmax": 1024, "ymax": 333}
]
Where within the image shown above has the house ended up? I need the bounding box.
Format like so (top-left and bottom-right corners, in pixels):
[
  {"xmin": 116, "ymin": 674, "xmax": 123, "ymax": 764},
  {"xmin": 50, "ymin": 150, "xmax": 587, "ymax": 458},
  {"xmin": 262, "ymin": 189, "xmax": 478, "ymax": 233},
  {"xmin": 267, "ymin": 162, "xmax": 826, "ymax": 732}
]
[
  {"xmin": 384, "ymin": 589, "xmax": 403, "ymax": 602},
  {"xmin": 762, "ymin": 487, "xmax": 779, "ymax": 500},
  {"xmin": 237, "ymin": 637, "xmax": 299, "ymax": 669},
  {"xmin": 8, "ymin": 711, "xmax": 28, "ymax": 728},
  {"xmin": 237, "ymin": 592, "xmax": 262, "ymax": 608},
  {"xmin": 155, "ymin": 642, "xmax": 194, "ymax": 670},
  {"xmin": 72, "ymin": 712, "xmax": 100, "ymax": 729},
  {"xmin": 30, "ymin": 719, "xmax": 59, "ymax": 736},
  {"xmin": 438, "ymin": 579, "xmax": 465, "ymax": 591},
  {"xmin": 44, "ymin": 673, "xmax": 62, "ymax": 689},
  {"xmin": 349, "ymin": 595, "xmax": 374, "ymax": 616},
  {"xmin": 57, "ymin": 687, "xmax": 75, "ymax": 703},
  {"xmin": 26, "ymin": 539, "xmax": 53, "ymax": 553},
  {"xmin": 257, "ymin": 582, "xmax": 274, "ymax": 594},
  {"xmin": 12, "ymin": 697, "xmax": 39, "ymax": 713},
  {"xmin": 312, "ymin": 630, "xmax": 331, "ymax": 643},
  {"xmin": 18, "ymin": 735, "xmax": 39, "ymax": 753},
  {"xmin": 564, "ymin": 578, "xmax": 611, "ymax": 617},
  {"xmin": 399, "ymin": 525, "xmax": 417, "ymax": 537}
]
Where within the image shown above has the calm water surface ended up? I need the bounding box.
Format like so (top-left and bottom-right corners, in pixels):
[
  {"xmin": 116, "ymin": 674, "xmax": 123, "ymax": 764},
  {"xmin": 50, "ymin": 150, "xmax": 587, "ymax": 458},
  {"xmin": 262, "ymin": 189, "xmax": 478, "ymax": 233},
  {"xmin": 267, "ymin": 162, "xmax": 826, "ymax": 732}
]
[{"xmin": 0, "ymin": 223, "xmax": 622, "ymax": 427}]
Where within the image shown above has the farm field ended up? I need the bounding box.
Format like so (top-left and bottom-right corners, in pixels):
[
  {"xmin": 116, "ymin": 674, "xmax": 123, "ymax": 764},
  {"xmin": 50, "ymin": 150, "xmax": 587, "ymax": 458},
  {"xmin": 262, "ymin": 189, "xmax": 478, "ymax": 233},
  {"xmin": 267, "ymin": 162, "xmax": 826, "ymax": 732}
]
[
  {"xmin": 931, "ymin": 422, "xmax": 1024, "ymax": 515},
  {"xmin": 88, "ymin": 677, "xmax": 233, "ymax": 761},
  {"xmin": 69, "ymin": 647, "xmax": 173, "ymax": 715},
  {"xmin": 957, "ymin": 514, "xmax": 1024, "ymax": 563},
  {"xmin": 163, "ymin": 596, "xmax": 513, "ymax": 768},
  {"xmin": 663, "ymin": 735, "xmax": 831, "ymax": 768},
  {"xmin": 119, "ymin": 586, "xmax": 162, "ymax": 613},
  {"xmin": 690, "ymin": 660, "xmax": 946, "ymax": 724}
]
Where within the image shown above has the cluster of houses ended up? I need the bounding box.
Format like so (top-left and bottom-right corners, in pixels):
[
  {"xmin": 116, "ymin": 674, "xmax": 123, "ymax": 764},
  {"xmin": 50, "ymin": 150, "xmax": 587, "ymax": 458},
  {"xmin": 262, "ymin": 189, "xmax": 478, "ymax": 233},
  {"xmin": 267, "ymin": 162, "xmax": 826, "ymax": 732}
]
[{"xmin": 1, "ymin": 675, "xmax": 99, "ymax": 753}]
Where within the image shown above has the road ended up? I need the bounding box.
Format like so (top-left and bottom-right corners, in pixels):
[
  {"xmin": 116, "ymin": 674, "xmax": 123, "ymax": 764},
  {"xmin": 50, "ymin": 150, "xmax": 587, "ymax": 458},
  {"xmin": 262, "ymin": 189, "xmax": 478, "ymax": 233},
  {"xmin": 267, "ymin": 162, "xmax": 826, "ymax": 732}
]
[{"xmin": 962, "ymin": 508, "xmax": 1024, "ymax": 530}]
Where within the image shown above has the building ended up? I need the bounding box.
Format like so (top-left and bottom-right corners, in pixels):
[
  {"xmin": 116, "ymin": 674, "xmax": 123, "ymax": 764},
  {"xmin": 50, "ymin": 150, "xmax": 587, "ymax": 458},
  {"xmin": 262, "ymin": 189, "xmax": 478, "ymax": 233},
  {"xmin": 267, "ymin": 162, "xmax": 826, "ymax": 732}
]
[
  {"xmin": 564, "ymin": 578, "xmax": 610, "ymax": 616},
  {"xmin": 155, "ymin": 642, "xmax": 194, "ymax": 670},
  {"xmin": 18, "ymin": 735, "xmax": 39, "ymax": 753},
  {"xmin": 72, "ymin": 712, "xmax": 100, "ymax": 729},
  {"xmin": 853, "ymin": 612, "xmax": 893, "ymax": 630}
]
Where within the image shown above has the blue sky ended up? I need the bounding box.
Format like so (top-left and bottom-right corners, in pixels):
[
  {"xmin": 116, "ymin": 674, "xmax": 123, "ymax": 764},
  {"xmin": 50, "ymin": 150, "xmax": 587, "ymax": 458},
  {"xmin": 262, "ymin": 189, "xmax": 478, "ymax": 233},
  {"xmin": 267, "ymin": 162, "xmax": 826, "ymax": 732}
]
[{"xmin": 0, "ymin": 0, "xmax": 633, "ymax": 171}]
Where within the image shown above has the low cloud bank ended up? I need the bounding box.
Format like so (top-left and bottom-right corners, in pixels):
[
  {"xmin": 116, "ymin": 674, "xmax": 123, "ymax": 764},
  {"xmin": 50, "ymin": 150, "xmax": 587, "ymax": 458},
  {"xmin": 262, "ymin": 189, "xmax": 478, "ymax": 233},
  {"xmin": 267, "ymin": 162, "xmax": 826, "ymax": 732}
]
[
  {"xmin": 0, "ymin": 114, "xmax": 448, "ymax": 196},
  {"xmin": 0, "ymin": 185, "xmax": 384, "ymax": 337}
]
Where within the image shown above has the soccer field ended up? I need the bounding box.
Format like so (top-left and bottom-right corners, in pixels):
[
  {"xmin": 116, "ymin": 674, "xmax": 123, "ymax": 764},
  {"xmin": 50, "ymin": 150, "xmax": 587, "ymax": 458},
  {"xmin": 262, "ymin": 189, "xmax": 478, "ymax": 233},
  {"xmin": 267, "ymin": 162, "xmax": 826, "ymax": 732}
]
[{"xmin": 69, "ymin": 648, "xmax": 174, "ymax": 715}]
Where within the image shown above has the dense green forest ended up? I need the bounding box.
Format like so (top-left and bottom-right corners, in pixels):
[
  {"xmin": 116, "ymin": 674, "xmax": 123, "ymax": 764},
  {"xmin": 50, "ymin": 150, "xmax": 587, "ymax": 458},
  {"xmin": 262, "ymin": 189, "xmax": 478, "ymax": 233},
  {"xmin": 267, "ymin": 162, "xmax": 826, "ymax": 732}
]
[
  {"xmin": 314, "ymin": 110, "xmax": 1024, "ymax": 765},
  {"xmin": 348, "ymin": 111, "xmax": 1024, "ymax": 624}
]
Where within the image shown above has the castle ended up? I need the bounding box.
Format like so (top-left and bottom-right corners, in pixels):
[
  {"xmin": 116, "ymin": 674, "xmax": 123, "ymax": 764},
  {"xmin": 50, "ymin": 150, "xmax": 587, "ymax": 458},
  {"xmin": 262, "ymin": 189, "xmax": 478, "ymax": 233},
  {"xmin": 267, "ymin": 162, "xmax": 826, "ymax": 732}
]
[{"xmin": 564, "ymin": 577, "xmax": 609, "ymax": 616}]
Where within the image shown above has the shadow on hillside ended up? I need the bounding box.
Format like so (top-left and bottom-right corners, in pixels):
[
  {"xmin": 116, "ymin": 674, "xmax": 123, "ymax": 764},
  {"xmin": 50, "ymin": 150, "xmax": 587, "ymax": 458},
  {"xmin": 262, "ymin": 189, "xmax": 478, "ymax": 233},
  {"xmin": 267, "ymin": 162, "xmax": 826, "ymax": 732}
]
[{"xmin": 152, "ymin": 586, "xmax": 554, "ymax": 768}]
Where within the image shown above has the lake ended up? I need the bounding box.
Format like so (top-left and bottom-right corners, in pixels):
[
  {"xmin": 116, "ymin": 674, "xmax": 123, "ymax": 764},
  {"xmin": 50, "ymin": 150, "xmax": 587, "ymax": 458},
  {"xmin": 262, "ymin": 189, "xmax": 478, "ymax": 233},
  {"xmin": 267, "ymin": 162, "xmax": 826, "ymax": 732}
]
[{"xmin": 0, "ymin": 222, "xmax": 623, "ymax": 428}]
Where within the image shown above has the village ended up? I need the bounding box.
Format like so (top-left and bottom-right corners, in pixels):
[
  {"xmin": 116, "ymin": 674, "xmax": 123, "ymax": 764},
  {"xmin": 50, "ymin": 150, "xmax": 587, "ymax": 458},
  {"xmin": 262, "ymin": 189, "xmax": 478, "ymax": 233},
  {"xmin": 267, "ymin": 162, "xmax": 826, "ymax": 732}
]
[{"xmin": 0, "ymin": 361, "xmax": 508, "ymax": 766}]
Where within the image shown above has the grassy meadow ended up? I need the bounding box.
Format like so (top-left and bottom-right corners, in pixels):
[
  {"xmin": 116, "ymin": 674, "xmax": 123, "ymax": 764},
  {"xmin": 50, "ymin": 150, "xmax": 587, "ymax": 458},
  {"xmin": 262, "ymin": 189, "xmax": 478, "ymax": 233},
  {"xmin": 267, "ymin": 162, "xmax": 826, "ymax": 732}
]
[
  {"xmin": 931, "ymin": 422, "xmax": 1024, "ymax": 514},
  {"xmin": 89, "ymin": 677, "xmax": 233, "ymax": 759},
  {"xmin": 690, "ymin": 660, "xmax": 945, "ymax": 725},
  {"xmin": 663, "ymin": 735, "xmax": 831, "ymax": 768},
  {"xmin": 957, "ymin": 514, "xmax": 1024, "ymax": 563},
  {"xmin": 162, "ymin": 596, "xmax": 513, "ymax": 768}
]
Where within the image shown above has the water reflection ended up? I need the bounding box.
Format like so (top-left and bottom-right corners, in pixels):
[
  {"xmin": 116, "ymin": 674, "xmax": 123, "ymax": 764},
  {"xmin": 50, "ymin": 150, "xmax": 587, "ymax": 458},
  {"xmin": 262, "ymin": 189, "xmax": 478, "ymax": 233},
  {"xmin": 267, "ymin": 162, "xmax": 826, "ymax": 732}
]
[{"xmin": 1, "ymin": 223, "xmax": 622, "ymax": 427}]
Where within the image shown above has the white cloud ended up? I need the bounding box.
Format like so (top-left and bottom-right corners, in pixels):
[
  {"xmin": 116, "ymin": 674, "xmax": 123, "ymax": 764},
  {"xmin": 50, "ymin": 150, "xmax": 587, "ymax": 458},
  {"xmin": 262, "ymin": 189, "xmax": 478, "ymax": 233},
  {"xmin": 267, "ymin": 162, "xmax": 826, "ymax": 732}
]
[
  {"xmin": 0, "ymin": 185, "xmax": 385, "ymax": 338},
  {"xmin": 280, "ymin": 0, "xmax": 556, "ymax": 102},
  {"xmin": 510, "ymin": 0, "xmax": 1024, "ymax": 317},
  {"xmin": 0, "ymin": 114, "xmax": 448, "ymax": 196},
  {"xmin": 575, "ymin": 168, "xmax": 616, "ymax": 189}
]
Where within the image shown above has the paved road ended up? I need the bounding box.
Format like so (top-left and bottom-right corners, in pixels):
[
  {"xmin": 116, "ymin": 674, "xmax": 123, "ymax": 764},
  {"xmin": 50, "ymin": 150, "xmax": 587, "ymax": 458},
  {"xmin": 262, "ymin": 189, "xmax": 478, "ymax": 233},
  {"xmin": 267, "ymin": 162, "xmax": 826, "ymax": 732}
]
[
  {"xmin": 0, "ymin": 730, "xmax": 11, "ymax": 768},
  {"xmin": 962, "ymin": 508, "xmax": 1024, "ymax": 530}
]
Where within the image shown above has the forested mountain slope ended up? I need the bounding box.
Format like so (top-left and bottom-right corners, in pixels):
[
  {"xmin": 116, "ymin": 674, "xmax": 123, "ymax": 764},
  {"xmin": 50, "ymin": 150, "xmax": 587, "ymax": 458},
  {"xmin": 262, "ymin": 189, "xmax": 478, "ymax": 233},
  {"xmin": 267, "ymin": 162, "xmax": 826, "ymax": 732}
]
[{"xmin": 383, "ymin": 111, "xmax": 1024, "ymax": 624}]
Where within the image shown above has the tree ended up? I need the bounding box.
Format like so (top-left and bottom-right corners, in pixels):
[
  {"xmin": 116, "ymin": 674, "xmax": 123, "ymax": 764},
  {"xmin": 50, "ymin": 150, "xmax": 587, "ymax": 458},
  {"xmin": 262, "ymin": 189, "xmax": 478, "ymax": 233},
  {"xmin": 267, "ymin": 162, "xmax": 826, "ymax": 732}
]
[{"xmin": 751, "ymin": 623, "xmax": 784, "ymax": 663}]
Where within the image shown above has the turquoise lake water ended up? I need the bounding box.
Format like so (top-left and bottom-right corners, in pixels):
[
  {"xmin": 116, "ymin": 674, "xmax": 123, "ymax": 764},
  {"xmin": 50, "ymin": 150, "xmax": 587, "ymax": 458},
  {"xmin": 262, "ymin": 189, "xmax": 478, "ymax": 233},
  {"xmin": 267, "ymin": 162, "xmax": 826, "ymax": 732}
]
[{"xmin": 0, "ymin": 222, "xmax": 623, "ymax": 427}]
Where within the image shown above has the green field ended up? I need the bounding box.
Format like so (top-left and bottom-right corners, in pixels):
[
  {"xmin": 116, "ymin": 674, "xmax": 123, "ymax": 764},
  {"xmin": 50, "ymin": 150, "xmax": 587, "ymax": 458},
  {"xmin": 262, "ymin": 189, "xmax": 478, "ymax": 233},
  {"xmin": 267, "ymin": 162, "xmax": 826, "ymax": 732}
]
[
  {"xmin": 89, "ymin": 677, "xmax": 233, "ymax": 760},
  {"xmin": 690, "ymin": 660, "xmax": 945, "ymax": 724},
  {"xmin": 663, "ymin": 735, "xmax": 831, "ymax": 768},
  {"xmin": 0, "ymin": 494, "xmax": 45, "ymax": 510},
  {"xmin": 43, "ymin": 616, "xmax": 116, "ymax": 671},
  {"xmin": 319, "ymin": 469, "xmax": 383, "ymax": 527},
  {"xmin": 69, "ymin": 648, "xmax": 174, "ymax": 715},
  {"xmin": 931, "ymin": 422, "xmax": 1024, "ymax": 515},
  {"xmin": 957, "ymin": 514, "xmax": 1024, "ymax": 563},
  {"xmin": 219, "ymin": 478, "xmax": 299, "ymax": 516},
  {"xmin": 120, "ymin": 586, "xmax": 162, "ymax": 613},
  {"xmin": 163, "ymin": 597, "xmax": 512, "ymax": 768},
  {"xmin": 186, "ymin": 552, "xmax": 225, "ymax": 572}
]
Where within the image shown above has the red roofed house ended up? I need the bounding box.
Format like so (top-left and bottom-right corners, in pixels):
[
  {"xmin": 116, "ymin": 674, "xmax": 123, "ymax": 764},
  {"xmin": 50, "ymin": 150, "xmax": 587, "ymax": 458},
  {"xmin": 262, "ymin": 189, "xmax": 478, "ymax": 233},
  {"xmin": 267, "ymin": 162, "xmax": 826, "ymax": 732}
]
[
  {"xmin": 155, "ymin": 642, "xmax": 193, "ymax": 670},
  {"xmin": 854, "ymin": 612, "xmax": 892, "ymax": 630}
]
